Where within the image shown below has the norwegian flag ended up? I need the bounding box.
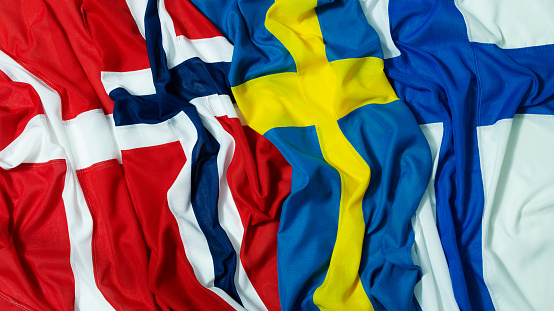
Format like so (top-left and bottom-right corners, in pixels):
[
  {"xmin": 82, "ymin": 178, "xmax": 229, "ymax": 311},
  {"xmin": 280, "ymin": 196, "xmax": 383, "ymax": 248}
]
[{"xmin": 0, "ymin": 0, "xmax": 289, "ymax": 310}]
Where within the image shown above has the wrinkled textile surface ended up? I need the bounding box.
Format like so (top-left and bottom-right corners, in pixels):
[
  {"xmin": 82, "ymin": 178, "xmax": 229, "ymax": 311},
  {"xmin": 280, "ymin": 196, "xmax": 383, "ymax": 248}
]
[{"xmin": 1, "ymin": 0, "xmax": 554, "ymax": 311}]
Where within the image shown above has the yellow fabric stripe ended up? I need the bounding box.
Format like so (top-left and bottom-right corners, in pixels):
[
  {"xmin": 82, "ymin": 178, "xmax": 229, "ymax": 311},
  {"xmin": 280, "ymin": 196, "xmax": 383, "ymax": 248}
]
[
  {"xmin": 231, "ymin": 72, "xmax": 314, "ymax": 134},
  {"xmin": 329, "ymin": 57, "xmax": 398, "ymax": 120},
  {"xmin": 265, "ymin": 1, "xmax": 389, "ymax": 310}
]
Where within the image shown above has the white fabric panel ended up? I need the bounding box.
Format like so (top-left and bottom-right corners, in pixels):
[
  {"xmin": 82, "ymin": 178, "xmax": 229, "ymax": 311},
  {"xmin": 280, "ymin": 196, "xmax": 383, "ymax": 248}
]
[
  {"xmin": 193, "ymin": 95, "xmax": 267, "ymax": 311},
  {"xmin": 63, "ymin": 110, "xmax": 119, "ymax": 170},
  {"xmin": 158, "ymin": 0, "xmax": 182, "ymax": 69},
  {"xmin": 101, "ymin": 69, "xmax": 156, "ymax": 96},
  {"xmin": 0, "ymin": 51, "xmax": 115, "ymax": 310},
  {"xmin": 191, "ymin": 94, "xmax": 237, "ymax": 118},
  {"xmin": 176, "ymin": 36, "xmax": 234, "ymax": 64},
  {"xmin": 112, "ymin": 116, "xmax": 179, "ymax": 150},
  {"xmin": 455, "ymin": 0, "xmax": 554, "ymax": 49},
  {"xmin": 0, "ymin": 115, "xmax": 65, "ymax": 168},
  {"xmin": 358, "ymin": 0, "xmax": 401, "ymax": 59},
  {"xmin": 105, "ymin": 115, "xmax": 122, "ymax": 164},
  {"xmin": 158, "ymin": 0, "xmax": 233, "ymax": 69},
  {"xmin": 165, "ymin": 112, "xmax": 245, "ymax": 311},
  {"xmin": 478, "ymin": 114, "xmax": 554, "ymax": 310},
  {"xmin": 412, "ymin": 123, "xmax": 459, "ymax": 311}
]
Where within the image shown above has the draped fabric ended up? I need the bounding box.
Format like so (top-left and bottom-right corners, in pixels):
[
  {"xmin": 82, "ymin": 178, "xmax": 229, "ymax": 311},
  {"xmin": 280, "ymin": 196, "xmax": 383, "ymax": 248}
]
[{"xmin": 1, "ymin": 0, "xmax": 553, "ymax": 310}]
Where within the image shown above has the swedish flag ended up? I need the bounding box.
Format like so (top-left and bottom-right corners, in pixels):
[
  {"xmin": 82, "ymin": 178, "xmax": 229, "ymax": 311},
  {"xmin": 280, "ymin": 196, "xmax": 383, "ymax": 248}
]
[{"xmin": 191, "ymin": 0, "xmax": 433, "ymax": 309}]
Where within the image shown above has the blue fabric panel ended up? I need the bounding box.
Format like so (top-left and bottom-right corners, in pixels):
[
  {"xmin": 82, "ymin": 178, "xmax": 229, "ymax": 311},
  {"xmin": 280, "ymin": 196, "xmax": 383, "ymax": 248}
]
[
  {"xmin": 190, "ymin": 0, "xmax": 297, "ymax": 87},
  {"xmin": 474, "ymin": 43, "xmax": 554, "ymax": 125},
  {"xmin": 384, "ymin": 57, "xmax": 446, "ymax": 125},
  {"xmin": 315, "ymin": 0, "xmax": 383, "ymax": 61},
  {"xmin": 265, "ymin": 126, "xmax": 341, "ymax": 311},
  {"xmin": 338, "ymin": 100, "xmax": 431, "ymax": 311},
  {"xmin": 111, "ymin": 90, "xmax": 178, "ymax": 126},
  {"xmin": 169, "ymin": 58, "xmax": 231, "ymax": 101}
]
